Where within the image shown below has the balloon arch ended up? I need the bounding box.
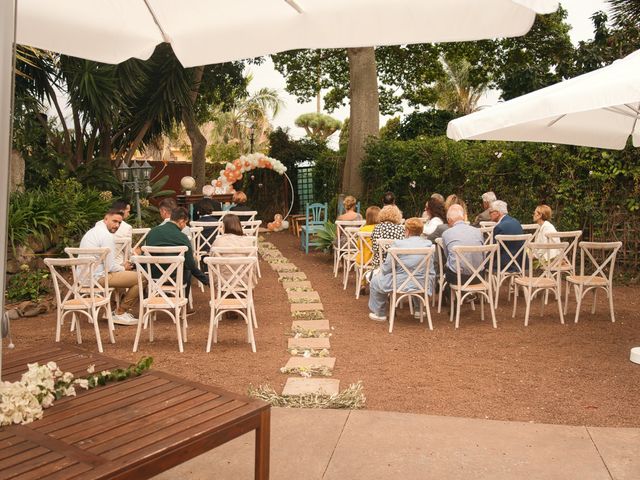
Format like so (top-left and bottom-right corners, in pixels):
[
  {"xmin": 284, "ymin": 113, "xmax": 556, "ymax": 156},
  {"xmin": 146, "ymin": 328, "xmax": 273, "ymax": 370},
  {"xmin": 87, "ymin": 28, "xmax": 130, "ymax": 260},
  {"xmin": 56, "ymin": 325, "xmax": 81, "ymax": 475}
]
[{"xmin": 203, "ymin": 153, "xmax": 295, "ymax": 219}]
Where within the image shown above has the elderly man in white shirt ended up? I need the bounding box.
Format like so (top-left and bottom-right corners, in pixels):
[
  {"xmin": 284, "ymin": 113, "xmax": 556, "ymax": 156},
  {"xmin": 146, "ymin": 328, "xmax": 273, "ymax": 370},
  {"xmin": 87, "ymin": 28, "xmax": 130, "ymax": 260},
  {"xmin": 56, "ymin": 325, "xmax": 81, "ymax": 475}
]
[
  {"xmin": 80, "ymin": 208, "xmax": 140, "ymax": 325},
  {"xmin": 158, "ymin": 198, "xmax": 191, "ymax": 238}
]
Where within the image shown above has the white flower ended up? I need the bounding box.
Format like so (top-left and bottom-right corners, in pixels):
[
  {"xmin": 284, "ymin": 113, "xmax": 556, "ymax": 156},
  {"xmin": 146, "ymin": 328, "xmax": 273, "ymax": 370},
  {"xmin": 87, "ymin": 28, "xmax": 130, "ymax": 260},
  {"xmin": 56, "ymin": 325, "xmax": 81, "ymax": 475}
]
[
  {"xmin": 62, "ymin": 372, "xmax": 74, "ymax": 383},
  {"xmin": 74, "ymin": 378, "xmax": 89, "ymax": 390},
  {"xmin": 87, "ymin": 364, "xmax": 95, "ymax": 374},
  {"xmin": 302, "ymin": 350, "xmax": 312, "ymax": 358},
  {"xmin": 495, "ymin": 151, "xmax": 503, "ymax": 158},
  {"xmin": 409, "ymin": 181, "xmax": 416, "ymax": 189}
]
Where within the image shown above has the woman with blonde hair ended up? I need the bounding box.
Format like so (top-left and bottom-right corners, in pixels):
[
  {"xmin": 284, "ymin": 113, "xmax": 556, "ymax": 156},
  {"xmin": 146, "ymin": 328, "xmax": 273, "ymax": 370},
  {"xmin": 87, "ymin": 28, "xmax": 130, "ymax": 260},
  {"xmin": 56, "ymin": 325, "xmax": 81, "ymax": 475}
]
[
  {"xmin": 337, "ymin": 195, "xmax": 362, "ymax": 221},
  {"xmin": 370, "ymin": 204, "xmax": 404, "ymax": 268},
  {"xmin": 444, "ymin": 194, "xmax": 468, "ymax": 222},
  {"xmin": 532, "ymin": 204, "xmax": 560, "ymax": 261}
]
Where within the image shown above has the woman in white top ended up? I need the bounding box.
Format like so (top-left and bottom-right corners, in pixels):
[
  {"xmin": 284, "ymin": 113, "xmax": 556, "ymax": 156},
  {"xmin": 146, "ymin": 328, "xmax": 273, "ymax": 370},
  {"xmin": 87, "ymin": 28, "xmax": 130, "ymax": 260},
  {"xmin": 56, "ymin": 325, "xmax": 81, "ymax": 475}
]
[
  {"xmin": 422, "ymin": 197, "xmax": 445, "ymax": 235},
  {"xmin": 532, "ymin": 204, "xmax": 560, "ymax": 261}
]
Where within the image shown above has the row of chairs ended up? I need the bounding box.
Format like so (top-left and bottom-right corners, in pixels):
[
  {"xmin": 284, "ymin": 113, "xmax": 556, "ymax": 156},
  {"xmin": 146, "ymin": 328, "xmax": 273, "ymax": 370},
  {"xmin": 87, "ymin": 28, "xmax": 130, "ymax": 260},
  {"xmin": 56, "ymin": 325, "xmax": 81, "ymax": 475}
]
[
  {"xmin": 44, "ymin": 245, "xmax": 259, "ymax": 353},
  {"xmin": 334, "ymin": 221, "xmax": 622, "ymax": 330}
]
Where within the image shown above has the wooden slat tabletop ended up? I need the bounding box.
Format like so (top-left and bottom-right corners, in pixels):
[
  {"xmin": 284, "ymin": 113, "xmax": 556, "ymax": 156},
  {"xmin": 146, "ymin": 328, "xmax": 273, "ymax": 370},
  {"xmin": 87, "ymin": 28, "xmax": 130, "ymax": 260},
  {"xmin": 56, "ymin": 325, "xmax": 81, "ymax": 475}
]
[{"xmin": 1, "ymin": 345, "xmax": 270, "ymax": 480}]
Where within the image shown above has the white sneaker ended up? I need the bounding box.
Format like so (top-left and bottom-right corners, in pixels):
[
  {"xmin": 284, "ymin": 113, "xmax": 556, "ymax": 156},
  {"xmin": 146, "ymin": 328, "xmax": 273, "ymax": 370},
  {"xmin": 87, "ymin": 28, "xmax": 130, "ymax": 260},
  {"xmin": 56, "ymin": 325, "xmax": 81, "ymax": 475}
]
[
  {"xmin": 369, "ymin": 312, "xmax": 387, "ymax": 322},
  {"xmin": 112, "ymin": 312, "xmax": 138, "ymax": 326},
  {"xmin": 413, "ymin": 310, "xmax": 423, "ymax": 319}
]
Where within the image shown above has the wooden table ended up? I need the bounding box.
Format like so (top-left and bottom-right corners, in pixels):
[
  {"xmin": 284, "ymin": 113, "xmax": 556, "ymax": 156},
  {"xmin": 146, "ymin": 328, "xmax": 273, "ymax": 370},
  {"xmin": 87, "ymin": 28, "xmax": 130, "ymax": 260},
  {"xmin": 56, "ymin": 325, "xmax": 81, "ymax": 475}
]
[{"xmin": 1, "ymin": 345, "xmax": 270, "ymax": 479}]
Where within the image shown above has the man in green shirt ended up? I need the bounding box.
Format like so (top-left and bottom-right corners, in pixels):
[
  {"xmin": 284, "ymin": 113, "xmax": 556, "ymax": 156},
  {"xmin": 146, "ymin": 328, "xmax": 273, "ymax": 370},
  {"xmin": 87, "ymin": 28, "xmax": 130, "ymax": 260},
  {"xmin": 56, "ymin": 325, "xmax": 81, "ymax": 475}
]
[{"xmin": 145, "ymin": 207, "xmax": 209, "ymax": 302}]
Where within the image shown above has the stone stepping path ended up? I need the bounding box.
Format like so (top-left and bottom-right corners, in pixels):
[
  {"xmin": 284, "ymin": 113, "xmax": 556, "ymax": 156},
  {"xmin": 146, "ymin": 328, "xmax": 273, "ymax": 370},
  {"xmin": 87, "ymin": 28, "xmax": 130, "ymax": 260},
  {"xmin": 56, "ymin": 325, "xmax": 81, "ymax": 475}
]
[
  {"xmin": 291, "ymin": 319, "xmax": 330, "ymax": 332},
  {"xmin": 258, "ymin": 238, "xmax": 342, "ymax": 399},
  {"xmin": 290, "ymin": 303, "xmax": 324, "ymax": 313},
  {"xmin": 283, "ymin": 356, "xmax": 336, "ymax": 370},
  {"xmin": 282, "ymin": 378, "xmax": 340, "ymax": 396},
  {"xmin": 287, "ymin": 337, "xmax": 331, "ymax": 350}
]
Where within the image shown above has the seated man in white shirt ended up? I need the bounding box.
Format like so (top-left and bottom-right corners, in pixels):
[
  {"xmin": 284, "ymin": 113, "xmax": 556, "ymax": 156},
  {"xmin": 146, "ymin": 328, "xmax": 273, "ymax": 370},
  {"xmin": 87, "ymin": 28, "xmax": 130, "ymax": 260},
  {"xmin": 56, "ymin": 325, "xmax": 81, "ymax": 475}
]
[
  {"xmin": 79, "ymin": 208, "xmax": 140, "ymax": 325},
  {"xmin": 158, "ymin": 198, "xmax": 191, "ymax": 238}
]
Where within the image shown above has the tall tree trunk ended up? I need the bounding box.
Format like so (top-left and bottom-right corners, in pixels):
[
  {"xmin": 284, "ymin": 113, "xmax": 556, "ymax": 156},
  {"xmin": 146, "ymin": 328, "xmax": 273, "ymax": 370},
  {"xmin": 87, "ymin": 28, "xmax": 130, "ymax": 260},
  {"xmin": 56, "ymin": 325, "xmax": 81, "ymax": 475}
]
[
  {"xmin": 124, "ymin": 120, "xmax": 152, "ymax": 162},
  {"xmin": 183, "ymin": 66, "xmax": 206, "ymax": 192},
  {"xmin": 98, "ymin": 122, "xmax": 112, "ymax": 159},
  {"xmin": 343, "ymin": 47, "xmax": 379, "ymax": 198}
]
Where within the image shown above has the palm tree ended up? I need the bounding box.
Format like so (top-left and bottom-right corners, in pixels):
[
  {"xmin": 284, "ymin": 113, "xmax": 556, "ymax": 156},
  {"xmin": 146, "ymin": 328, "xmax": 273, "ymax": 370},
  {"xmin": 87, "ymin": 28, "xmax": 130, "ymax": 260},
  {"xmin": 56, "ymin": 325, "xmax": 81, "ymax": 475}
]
[
  {"xmin": 608, "ymin": 0, "xmax": 640, "ymax": 28},
  {"xmin": 433, "ymin": 57, "xmax": 489, "ymax": 116},
  {"xmin": 208, "ymin": 87, "xmax": 284, "ymax": 153}
]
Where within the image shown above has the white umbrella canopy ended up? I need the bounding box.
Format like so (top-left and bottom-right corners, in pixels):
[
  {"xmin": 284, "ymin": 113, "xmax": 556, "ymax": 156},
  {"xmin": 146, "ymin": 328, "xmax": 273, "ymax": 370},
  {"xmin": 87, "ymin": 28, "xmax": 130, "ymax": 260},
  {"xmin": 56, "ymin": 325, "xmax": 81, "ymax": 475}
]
[
  {"xmin": 447, "ymin": 48, "xmax": 640, "ymax": 150},
  {"xmin": 16, "ymin": 0, "xmax": 559, "ymax": 67}
]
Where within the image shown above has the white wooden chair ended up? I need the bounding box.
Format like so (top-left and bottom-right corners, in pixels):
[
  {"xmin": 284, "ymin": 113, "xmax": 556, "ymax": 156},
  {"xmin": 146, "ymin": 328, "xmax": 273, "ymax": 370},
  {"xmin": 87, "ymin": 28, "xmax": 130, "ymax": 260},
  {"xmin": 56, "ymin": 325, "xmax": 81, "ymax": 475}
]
[
  {"xmin": 210, "ymin": 245, "xmax": 260, "ymax": 315},
  {"xmin": 479, "ymin": 221, "xmax": 497, "ymax": 228},
  {"xmin": 521, "ymin": 223, "xmax": 541, "ymax": 236},
  {"xmin": 376, "ymin": 238, "xmax": 396, "ymax": 268},
  {"xmin": 131, "ymin": 255, "xmax": 188, "ymax": 352},
  {"xmin": 513, "ymin": 242, "xmax": 569, "ymax": 326},
  {"xmin": 241, "ymin": 220, "xmax": 262, "ymax": 238},
  {"xmin": 494, "ymin": 233, "xmax": 533, "ymax": 307},
  {"xmin": 544, "ymin": 230, "xmax": 582, "ymax": 313},
  {"xmin": 433, "ymin": 238, "xmax": 448, "ymax": 313},
  {"xmin": 387, "ymin": 247, "xmax": 435, "ymax": 333},
  {"xmin": 479, "ymin": 225, "xmax": 495, "ymax": 245},
  {"xmin": 229, "ymin": 210, "xmax": 258, "ymax": 221},
  {"xmin": 567, "ymin": 241, "xmax": 622, "ymax": 324},
  {"xmin": 354, "ymin": 231, "xmax": 374, "ymax": 299},
  {"xmin": 341, "ymin": 226, "xmax": 364, "ymax": 290},
  {"xmin": 113, "ymin": 237, "xmax": 131, "ymax": 266},
  {"xmin": 44, "ymin": 256, "xmax": 114, "ymax": 353},
  {"xmin": 64, "ymin": 246, "xmax": 115, "ymax": 332},
  {"xmin": 140, "ymin": 245, "xmax": 192, "ymax": 311},
  {"xmin": 449, "ymin": 244, "xmax": 498, "ymax": 329},
  {"xmin": 191, "ymin": 220, "xmax": 224, "ymax": 259},
  {"xmin": 204, "ymin": 256, "xmax": 258, "ymax": 353},
  {"xmin": 334, "ymin": 220, "xmax": 365, "ymax": 277},
  {"xmin": 131, "ymin": 227, "xmax": 150, "ymax": 253}
]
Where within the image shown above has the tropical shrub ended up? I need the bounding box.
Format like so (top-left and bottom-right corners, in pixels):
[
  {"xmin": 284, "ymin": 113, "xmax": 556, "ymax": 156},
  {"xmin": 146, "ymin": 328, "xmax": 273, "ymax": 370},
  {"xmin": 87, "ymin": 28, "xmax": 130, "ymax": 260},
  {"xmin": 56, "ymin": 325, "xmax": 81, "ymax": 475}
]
[{"xmin": 6, "ymin": 265, "xmax": 50, "ymax": 302}]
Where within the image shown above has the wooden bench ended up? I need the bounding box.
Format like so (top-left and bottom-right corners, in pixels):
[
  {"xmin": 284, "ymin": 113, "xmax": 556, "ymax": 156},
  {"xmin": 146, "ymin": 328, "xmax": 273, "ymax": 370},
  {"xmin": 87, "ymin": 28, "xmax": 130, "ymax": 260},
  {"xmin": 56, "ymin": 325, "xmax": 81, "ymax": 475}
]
[{"xmin": 1, "ymin": 345, "xmax": 270, "ymax": 479}]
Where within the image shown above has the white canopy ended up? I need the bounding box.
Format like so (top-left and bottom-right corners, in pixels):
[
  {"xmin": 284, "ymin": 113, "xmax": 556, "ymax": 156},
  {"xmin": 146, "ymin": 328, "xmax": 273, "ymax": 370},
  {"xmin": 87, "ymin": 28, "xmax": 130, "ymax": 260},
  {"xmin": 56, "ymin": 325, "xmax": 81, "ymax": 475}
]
[
  {"xmin": 17, "ymin": 0, "xmax": 558, "ymax": 67},
  {"xmin": 447, "ymin": 48, "xmax": 640, "ymax": 150}
]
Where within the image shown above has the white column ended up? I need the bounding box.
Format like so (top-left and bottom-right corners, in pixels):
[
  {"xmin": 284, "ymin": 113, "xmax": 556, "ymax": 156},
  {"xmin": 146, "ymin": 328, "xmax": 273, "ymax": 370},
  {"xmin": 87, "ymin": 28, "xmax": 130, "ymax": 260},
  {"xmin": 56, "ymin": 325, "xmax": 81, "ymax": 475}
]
[{"xmin": 0, "ymin": 0, "xmax": 17, "ymax": 379}]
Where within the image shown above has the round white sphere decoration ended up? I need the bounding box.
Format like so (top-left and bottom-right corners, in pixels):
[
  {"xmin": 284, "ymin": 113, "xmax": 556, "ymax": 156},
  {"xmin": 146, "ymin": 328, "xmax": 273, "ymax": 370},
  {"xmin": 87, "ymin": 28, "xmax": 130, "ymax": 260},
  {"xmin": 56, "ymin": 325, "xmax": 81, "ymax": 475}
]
[{"xmin": 180, "ymin": 175, "xmax": 196, "ymax": 194}]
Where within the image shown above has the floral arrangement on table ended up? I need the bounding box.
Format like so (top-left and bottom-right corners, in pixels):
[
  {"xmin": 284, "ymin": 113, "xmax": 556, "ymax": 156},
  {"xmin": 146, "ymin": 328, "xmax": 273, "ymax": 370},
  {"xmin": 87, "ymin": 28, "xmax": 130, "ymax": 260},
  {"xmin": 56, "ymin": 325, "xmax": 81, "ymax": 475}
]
[
  {"xmin": 0, "ymin": 357, "xmax": 152, "ymax": 426},
  {"xmin": 279, "ymin": 365, "xmax": 333, "ymax": 377},
  {"xmin": 211, "ymin": 153, "xmax": 287, "ymax": 194},
  {"xmin": 248, "ymin": 381, "xmax": 365, "ymax": 409},
  {"xmin": 292, "ymin": 310, "xmax": 325, "ymax": 320}
]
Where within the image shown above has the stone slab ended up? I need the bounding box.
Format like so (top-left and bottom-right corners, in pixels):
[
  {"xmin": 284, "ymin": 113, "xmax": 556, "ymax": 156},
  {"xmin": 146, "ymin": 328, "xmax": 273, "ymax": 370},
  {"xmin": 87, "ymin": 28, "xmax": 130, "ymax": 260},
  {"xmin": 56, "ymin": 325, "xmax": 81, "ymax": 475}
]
[
  {"xmin": 287, "ymin": 291, "xmax": 320, "ymax": 302},
  {"xmin": 279, "ymin": 272, "xmax": 307, "ymax": 281},
  {"xmin": 290, "ymin": 303, "xmax": 324, "ymax": 312},
  {"xmin": 588, "ymin": 426, "xmax": 640, "ymax": 480},
  {"xmin": 284, "ymin": 356, "xmax": 336, "ymax": 370},
  {"xmin": 271, "ymin": 263, "xmax": 298, "ymax": 272},
  {"xmin": 282, "ymin": 378, "xmax": 340, "ymax": 396},
  {"xmin": 152, "ymin": 408, "xmax": 349, "ymax": 480},
  {"xmin": 291, "ymin": 319, "xmax": 330, "ymax": 331},
  {"xmin": 282, "ymin": 280, "xmax": 312, "ymax": 289},
  {"xmin": 288, "ymin": 337, "xmax": 331, "ymax": 350},
  {"xmin": 324, "ymin": 411, "xmax": 612, "ymax": 480}
]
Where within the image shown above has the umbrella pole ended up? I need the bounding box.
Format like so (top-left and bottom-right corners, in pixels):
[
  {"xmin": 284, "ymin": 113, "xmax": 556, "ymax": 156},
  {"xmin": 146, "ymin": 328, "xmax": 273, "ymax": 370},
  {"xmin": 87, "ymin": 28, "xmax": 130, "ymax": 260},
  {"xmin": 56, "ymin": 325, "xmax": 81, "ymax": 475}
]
[{"xmin": 0, "ymin": 0, "xmax": 17, "ymax": 380}]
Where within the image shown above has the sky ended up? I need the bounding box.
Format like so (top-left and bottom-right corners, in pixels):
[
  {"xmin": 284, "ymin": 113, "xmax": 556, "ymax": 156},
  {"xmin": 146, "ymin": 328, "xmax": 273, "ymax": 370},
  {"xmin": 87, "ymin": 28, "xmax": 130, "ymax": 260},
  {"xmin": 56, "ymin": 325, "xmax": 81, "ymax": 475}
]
[{"xmin": 245, "ymin": 0, "xmax": 610, "ymax": 144}]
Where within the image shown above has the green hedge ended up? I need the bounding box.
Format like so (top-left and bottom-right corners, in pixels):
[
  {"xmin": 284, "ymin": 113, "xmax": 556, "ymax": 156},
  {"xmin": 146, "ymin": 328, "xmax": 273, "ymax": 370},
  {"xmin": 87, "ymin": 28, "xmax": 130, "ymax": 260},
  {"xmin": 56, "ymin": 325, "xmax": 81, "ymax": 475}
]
[{"xmin": 360, "ymin": 136, "xmax": 640, "ymax": 237}]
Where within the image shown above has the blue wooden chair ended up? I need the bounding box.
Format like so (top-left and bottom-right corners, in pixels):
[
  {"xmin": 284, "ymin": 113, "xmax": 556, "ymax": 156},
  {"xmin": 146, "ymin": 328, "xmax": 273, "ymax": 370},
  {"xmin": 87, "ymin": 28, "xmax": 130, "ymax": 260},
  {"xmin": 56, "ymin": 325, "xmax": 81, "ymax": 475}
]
[{"xmin": 300, "ymin": 202, "xmax": 328, "ymax": 254}]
